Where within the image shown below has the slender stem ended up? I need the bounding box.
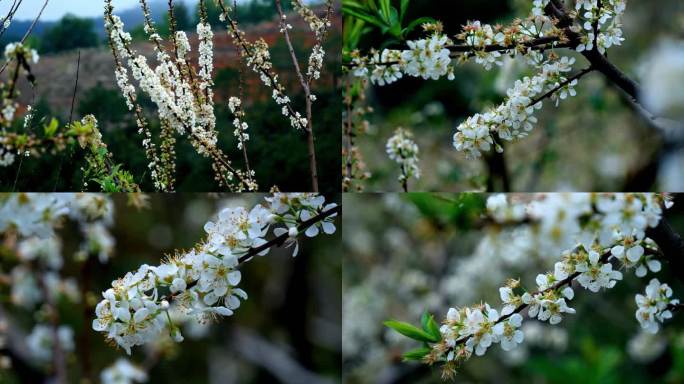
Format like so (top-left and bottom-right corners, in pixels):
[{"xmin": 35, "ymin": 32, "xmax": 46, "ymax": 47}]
[
  {"xmin": 0, "ymin": 0, "xmax": 48, "ymax": 76},
  {"xmin": 527, "ymin": 67, "xmax": 594, "ymax": 107},
  {"xmin": 233, "ymin": 0, "xmax": 253, "ymax": 180},
  {"xmin": 274, "ymin": 0, "xmax": 318, "ymax": 191},
  {"xmin": 400, "ymin": 163, "xmax": 408, "ymax": 192},
  {"xmin": 343, "ymin": 79, "xmax": 354, "ymax": 188},
  {"xmin": 53, "ymin": 50, "xmax": 82, "ymax": 192}
]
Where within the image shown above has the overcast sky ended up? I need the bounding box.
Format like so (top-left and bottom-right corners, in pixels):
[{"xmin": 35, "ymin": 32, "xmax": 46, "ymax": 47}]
[{"xmin": 2, "ymin": 0, "xmax": 198, "ymax": 22}]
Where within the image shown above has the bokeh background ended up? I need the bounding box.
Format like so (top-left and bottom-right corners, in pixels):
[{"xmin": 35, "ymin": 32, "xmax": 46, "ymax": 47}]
[
  {"xmin": 345, "ymin": 0, "xmax": 684, "ymax": 192},
  {"xmin": 0, "ymin": 193, "xmax": 342, "ymax": 383},
  {"xmin": 0, "ymin": 0, "xmax": 341, "ymax": 192},
  {"xmin": 343, "ymin": 193, "xmax": 684, "ymax": 383}
]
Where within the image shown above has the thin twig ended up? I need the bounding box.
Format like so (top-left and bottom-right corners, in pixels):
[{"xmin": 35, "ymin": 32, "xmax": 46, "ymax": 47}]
[
  {"xmin": 0, "ymin": 0, "xmax": 48, "ymax": 76},
  {"xmin": 52, "ymin": 51, "xmax": 81, "ymax": 192},
  {"xmin": 451, "ymin": 249, "xmax": 612, "ymax": 348},
  {"xmin": 233, "ymin": 0, "xmax": 253, "ymax": 180},
  {"xmin": 274, "ymin": 0, "xmax": 319, "ymax": 191},
  {"xmin": 527, "ymin": 66, "xmax": 594, "ymax": 107}
]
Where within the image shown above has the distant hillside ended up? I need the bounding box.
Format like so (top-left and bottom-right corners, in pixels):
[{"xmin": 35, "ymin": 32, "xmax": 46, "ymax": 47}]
[
  {"xmin": 7, "ymin": 5, "xmax": 340, "ymax": 117},
  {"xmin": 1, "ymin": 0, "xmax": 170, "ymax": 42}
]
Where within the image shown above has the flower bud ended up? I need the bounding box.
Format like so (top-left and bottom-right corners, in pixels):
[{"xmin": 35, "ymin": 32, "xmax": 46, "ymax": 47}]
[
  {"xmin": 161, "ymin": 300, "xmax": 170, "ymax": 310},
  {"xmin": 171, "ymin": 328, "xmax": 184, "ymax": 343},
  {"xmin": 288, "ymin": 227, "xmax": 298, "ymax": 237}
]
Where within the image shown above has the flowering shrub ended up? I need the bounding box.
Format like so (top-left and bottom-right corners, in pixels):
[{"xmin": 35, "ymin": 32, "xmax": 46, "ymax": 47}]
[
  {"xmin": 1, "ymin": 1, "xmax": 336, "ymax": 192},
  {"xmin": 0, "ymin": 28, "xmax": 139, "ymax": 192},
  {"xmin": 384, "ymin": 193, "xmax": 683, "ymax": 379},
  {"xmin": 92, "ymin": 193, "xmax": 339, "ymax": 354},
  {"xmin": 103, "ymin": 0, "xmax": 334, "ymax": 192}
]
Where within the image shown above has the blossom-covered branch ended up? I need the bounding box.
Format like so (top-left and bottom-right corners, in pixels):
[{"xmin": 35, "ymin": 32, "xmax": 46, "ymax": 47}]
[
  {"xmin": 386, "ymin": 127, "xmax": 420, "ymax": 192},
  {"xmin": 92, "ymin": 193, "xmax": 339, "ymax": 355},
  {"xmin": 347, "ymin": 0, "xmax": 649, "ymax": 162},
  {"xmin": 104, "ymin": 0, "xmax": 257, "ymax": 192},
  {"xmin": 385, "ymin": 193, "xmax": 681, "ymax": 380},
  {"xmin": 217, "ymin": 0, "xmax": 334, "ymax": 191}
]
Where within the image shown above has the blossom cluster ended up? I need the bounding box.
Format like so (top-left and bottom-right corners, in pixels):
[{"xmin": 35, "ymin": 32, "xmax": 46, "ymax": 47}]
[
  {"xmin": 571, "ymin": 0, "xmax": 626, "ymax": 54},
  {"xmin": 385, "ymin": 128, "xmax": 420, "ymax": 187},
  {"xmin": 292, "ymin": 0, "xmax": 332, "ymax": 84},
  {"xmin": 4, "ymin": 42, "xmax": 39, "ymax": 64},
  {"xmin": 101, "ymin": 358, "xmax": 148, "ymax": 384},
  {"xmin": 453, "ymin": 55, "xmax": 578, "ymax": 158},
  {"xmin": 350, "ymin": 14, "xmax": 563, "ymax": 84},
  {"xmin": 26, "ymin": 324, "xmax": 74, "ymax": 363},
  {"xmin": 635, "ymin": 278, "xmax": 680, "ymax": 334},
  {"xmin": 222, "ymin": 2, "xmax": 309, "ymax": 131},
  {"xmin": 351, "ymin": 29, "xmax": 454, "ymax": 86},
  {"xmin": 1, "ymin": 41, "xmax": 40, "ymax": 128},
  {"xmin": 0, "ymin": 194, "xmax": 116, "ymax": 310},
  {"xmin": 92, "ymin": 193, "xmax": 338, "ymax": 354},
  {"xmin": 228, "ymin": 96, "xmax": 250, "ymax": 150},
  {"xmin": 426, "ymin": 193, "xmax": 674, "ymax": 378}
]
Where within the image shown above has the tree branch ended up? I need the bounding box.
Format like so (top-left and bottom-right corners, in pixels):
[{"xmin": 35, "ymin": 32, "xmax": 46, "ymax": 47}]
[
  {"xmin": 163, "ymin": 204, "xmax": 341, "ymax": 302},
  {"xmin": 646, "ymin": 217, "xmax": 684, "ymax": 282}
]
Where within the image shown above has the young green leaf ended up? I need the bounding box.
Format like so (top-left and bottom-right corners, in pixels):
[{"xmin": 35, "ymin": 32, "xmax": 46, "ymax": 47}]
[
  {"xmin": 420, "ymin": 311, "xmax": 442, "ymax": 341},
  {"xmin": 402, "ymin": 346, "xmax": 431, "ymax": 361},
  {"xmin": 400, "ymin": 0, "xmax": 409, "ymax": 23},
  {"xmin": 384, "ymin": 320, "xmax": 440, "ymax": 342},
  {"xmin": 44, "ymin": 118, "xmax": 59, "ymax": 138}
]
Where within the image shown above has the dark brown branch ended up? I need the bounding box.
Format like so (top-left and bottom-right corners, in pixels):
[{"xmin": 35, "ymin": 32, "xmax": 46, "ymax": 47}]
[
  {"xmin": 164, "ymin": 204, "xmax": 341, "ymax": 302},
  {"xmin": 543, "ymin": 0, "xmax": 641, "ymax": 102},
  {"xmin": 646, "ymin": 217, "xmax": 684, "ymax": 282},
  {"xmin": 343, "ymin": 36, "xmax": 570, "ymax": 69}
]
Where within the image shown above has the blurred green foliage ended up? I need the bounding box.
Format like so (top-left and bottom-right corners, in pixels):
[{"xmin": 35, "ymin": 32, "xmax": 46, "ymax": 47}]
[
  {"xmin": 40, "ymin": 15, "xmax": 99, "ymax": 54},
  {"xmin": 343, "ymin": 193, "xmax": 684, "ymax": 383}
]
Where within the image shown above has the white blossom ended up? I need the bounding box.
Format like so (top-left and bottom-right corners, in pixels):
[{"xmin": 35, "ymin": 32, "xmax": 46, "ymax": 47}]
[{"xmin": 635, "ymin": 278, "xmax": 680, "ymax": 334}]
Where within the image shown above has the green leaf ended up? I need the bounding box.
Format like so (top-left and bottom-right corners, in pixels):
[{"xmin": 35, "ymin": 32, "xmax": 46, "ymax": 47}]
[
  {"xmin": 420, "ymin": 311, "xmax": 431, "ymax": 331},
  {"xmin": 388, "ymin": 7, "xmax": 401, "ymax": 38},
  {"xmin": 402, "ymin": 347, "xmax": 431, "ymax": 361},
  {"xmin": 384, "ymin": 320, "xmax": 440, "ymax": 343},
  {"xmin": 379, "ymin": 0, "xmax": 391, "ymax": 22},
  {"xmin": 400, "ymin": 0, "xmax": 409, "ymax": 22},
  {"xmin": 342, "ymin": 7, "xmax": 385, "ymax": 29},
  {"xmin": 44, "ymin": 118, "xmax": 59, "ymax": 138},
  {"xmin": 425, "ymin": 314, "xmax": 442, "ymax": 341},
  {"xmin": 420, "ymin": 312, "xmax": 441, "ymax": 341}
]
